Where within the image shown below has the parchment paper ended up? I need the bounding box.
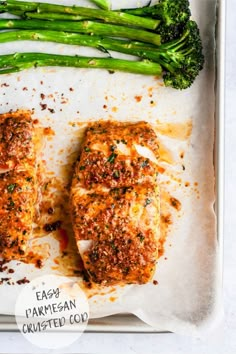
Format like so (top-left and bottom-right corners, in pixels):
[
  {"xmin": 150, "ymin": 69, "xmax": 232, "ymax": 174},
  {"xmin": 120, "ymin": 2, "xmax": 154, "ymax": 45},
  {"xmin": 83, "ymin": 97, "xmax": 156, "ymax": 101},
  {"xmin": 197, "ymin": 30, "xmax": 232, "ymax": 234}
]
[{"xmin": 0, "ymin": 0, "xmax": 222, "ymax": 335}]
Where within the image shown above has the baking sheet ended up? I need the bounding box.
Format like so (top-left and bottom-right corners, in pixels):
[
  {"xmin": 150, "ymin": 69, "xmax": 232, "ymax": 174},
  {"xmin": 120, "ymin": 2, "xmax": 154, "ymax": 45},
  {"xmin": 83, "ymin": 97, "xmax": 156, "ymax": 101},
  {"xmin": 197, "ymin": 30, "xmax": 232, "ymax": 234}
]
[{"xmin": 0, "ymin": 0, "xmax": 223, "ymax": 335}]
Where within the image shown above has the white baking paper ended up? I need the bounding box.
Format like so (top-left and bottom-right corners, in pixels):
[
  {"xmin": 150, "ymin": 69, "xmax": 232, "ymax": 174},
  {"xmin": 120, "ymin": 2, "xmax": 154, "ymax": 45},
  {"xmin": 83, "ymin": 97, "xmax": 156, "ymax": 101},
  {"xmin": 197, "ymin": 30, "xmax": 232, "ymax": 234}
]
[{"xmin": 0, "ymin": 0, "xmax": 222, "ymax": 335}]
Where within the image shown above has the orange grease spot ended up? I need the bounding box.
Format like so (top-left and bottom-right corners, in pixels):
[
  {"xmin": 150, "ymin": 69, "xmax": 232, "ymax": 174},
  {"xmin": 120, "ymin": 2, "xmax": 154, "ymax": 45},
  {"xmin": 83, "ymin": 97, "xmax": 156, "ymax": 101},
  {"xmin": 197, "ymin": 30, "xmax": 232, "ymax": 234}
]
[
  {"xmin": 156, "ymin": 120, "xmax": 192, "ymax": 140},
  {"xmin": 109, "ymin": 296, "xmax": 117, "ymax": 302},
  {"xmin": 148, "ymin": 87, "xmax": 153, "ymax": 97},
  {"xmin": 158, "ymin": 166, "xmax": 166, "ymax": 174},
  {"xmin": 134, "ymin": 95, "xmax": 142, "ymax": 102},
  {"xmin": 43, "ymin": 127, "xmax": 55, "ymax": 136}
]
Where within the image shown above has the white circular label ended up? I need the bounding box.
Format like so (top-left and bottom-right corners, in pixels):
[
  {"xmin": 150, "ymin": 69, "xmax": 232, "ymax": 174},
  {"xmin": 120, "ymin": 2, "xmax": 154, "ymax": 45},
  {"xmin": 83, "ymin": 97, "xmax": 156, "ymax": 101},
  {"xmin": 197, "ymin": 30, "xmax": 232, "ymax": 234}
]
[{"xmin": 15, "ymin": 274, "xmax": 89, "ymax": 349}]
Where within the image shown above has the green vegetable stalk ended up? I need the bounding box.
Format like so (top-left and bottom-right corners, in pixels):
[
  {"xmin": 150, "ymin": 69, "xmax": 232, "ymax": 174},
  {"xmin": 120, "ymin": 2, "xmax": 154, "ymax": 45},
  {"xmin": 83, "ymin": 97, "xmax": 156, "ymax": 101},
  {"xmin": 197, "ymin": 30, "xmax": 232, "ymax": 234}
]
[
  {"xmin": 0, "ymin": 52, "xmax": 162, "ymax": 76},
  {"xmin": 0, "ymin": 30, "xmax": 166, "ymax": 62},
  {"xmin": 16, "ymin": 12, "xmax": 87, "ymax": 21},
  {"xmin": 1, "ymin": 0, "xmax": 160, "ymax": 30},
  {"xmin": 0, "ymin": 19, "xmax": 161, "ymax": 45},
  {"xmin": 89, "ymin": 0, "xmax": 110, "ymax": 10}
]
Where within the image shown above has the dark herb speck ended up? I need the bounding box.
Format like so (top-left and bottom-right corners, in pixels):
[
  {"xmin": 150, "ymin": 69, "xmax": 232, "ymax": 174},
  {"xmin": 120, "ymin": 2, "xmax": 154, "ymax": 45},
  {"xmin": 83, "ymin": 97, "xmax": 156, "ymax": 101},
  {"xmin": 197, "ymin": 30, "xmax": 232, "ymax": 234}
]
[
  {"xmin": 144, "ymin": 198, "xmax": 152, "ymax": 207},
  {"xmin": 141, "ymin": 159, "xmax": 149, "ymax": 168},
  {"xmin": 113, "ymin": 170, "xmax": 120, "ymax": 179},
  {"xmin": 43, "ymin": 220, "xmax": 62, "ymax": 232},
  {"xmin": 7, "ymin": 183, "xmax": 17, "ymax": 193},
  {"xmin": 107, "ymin": 152, "xmax": 117, "ymax": 163},
  {"xmin": 137, "ymin": 232, "xmax": 145, "ymax": 242}
]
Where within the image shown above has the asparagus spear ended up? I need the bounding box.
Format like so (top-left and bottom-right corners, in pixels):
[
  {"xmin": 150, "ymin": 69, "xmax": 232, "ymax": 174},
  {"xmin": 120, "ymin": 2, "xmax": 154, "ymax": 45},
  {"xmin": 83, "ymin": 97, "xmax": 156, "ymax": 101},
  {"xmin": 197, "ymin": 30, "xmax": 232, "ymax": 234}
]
[
  {"xmin": 1, "ymin": 0, "xmax": 159, "ymax": 30},
  {"xmin": 89, "ymin": 0, "xmax": 110, "ymax": 10},
  {"xmin": 0, "ymin": 52, "xmax": 162, "ymax": 76},
  {"xmin": 0, "ymin": 19, "xmax": 161, "ymax": 45},
  {"xmin": 0, "ymin": 30, "xmax": 166, "ymax": 63}
]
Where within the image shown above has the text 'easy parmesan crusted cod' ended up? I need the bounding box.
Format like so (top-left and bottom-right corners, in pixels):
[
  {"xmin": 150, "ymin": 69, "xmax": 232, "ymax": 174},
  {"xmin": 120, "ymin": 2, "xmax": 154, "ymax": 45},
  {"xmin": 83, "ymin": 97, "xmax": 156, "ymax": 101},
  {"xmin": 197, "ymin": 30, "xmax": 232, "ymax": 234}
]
[
  {"xmin": 70, "ymin": 121, "xmax": 161, "ymax": 286},
  {"xmin": 0, "ymin": 111, "xmax": 39, "ymax": 260}
]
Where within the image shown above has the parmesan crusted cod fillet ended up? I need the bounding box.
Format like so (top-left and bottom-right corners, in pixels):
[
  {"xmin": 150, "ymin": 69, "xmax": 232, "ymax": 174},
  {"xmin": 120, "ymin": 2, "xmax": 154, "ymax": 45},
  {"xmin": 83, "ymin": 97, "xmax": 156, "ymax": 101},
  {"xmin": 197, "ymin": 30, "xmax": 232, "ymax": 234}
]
[
  {"xmin": 0, "ymin": 111, "xmax": 39, "ymax": 260},
  {"xmin": 70, "ymin": 121, "xmax": 160, "ymax": 286}
]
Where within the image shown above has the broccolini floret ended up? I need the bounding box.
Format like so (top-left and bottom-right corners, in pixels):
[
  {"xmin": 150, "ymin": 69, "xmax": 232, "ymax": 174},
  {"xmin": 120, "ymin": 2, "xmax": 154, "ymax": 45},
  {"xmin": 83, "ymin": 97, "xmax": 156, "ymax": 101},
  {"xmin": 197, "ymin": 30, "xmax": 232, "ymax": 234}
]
[
  {"xmin": 159, "ymin": 21, "xmax": 205, "ymax": 89},
  {"xmin": 122, "ymin": 0, "xmax": 191, "ymax": 43}
]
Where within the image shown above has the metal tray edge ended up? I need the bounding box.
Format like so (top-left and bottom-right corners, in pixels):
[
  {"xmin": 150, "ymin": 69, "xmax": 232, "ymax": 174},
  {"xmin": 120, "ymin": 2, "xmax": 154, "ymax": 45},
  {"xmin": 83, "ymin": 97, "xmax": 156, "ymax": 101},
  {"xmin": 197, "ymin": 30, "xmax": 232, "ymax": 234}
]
[{"xmin": 215, "ymin": 0, "xmax": 225, "ymax": 282}]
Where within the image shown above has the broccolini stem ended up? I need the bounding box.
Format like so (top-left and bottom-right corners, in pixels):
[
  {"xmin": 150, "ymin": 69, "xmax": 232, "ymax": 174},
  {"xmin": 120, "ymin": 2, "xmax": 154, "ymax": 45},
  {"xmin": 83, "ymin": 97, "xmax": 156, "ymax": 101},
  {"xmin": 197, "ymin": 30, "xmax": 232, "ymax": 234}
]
[
  {"xmin": 0, "ymin": 19, "xmax": 161, "ymax": 45},
  {"xmin": 0, "ymin": 30, "xmax": 169, "ymax": 63},
  {"xmin": 89, "ymin": 0, "xmax": 110, "ymax": 10},
  {"xmin": 0, "ymin": 7, "xmax": 23, "ymax": 16},
  {"xmin": 21, "ymin": 11, "xmax": 88, "ymax": 21},
  {"xmin": 2, "ymin": 0, "xmax": 160, "ymax": 30},
  {"xmin": 117, "ymin": 5, "xmax": 162, "ymax": 18},
  {"xmin": 0, "ymin": 52, "xmax": 162, "ymax": 76}
]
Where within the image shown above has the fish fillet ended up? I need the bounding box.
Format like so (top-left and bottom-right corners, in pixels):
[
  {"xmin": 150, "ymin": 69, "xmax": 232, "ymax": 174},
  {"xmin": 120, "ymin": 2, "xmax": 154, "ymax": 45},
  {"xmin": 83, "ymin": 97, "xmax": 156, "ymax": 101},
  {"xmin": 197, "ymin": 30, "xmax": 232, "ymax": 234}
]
[
  {"xmin": 71, "ymin": 121, "xmax": 161, "ymax": 286},
  {"xmin": 0, "ymin": 111, "xmax": 39, "ymax": 260}
]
